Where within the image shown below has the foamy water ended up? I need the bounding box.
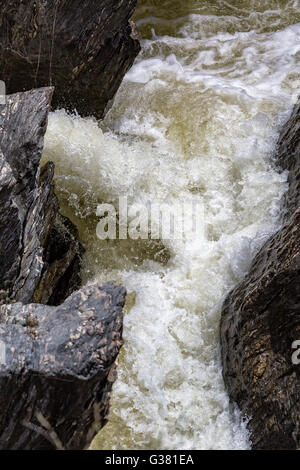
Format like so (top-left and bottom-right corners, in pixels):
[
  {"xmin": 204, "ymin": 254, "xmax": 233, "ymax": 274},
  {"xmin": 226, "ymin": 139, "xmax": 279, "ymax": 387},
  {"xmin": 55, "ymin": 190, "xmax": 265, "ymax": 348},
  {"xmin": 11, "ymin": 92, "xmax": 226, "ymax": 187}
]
[{"xmin": 42, "ymin": 0, "xmax": 300, "ymax": 450}]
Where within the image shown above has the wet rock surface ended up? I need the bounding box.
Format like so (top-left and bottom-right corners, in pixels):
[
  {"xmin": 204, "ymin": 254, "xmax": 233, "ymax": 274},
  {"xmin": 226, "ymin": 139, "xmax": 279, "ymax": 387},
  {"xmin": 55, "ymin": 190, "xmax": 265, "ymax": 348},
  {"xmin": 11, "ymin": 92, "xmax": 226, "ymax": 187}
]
[
  {"xmin": 0, "ymin": 0, "xmax": 140, "ymax": 119},
  {"xmin": 0, "ymin": 88, "xmax": 83, "ymax": 305},
  {"xmin": 220, "ymin": 102, "xmax": 300, "ymax": 449},
  {"xmin": 0, "ymin": 282, "xmax": 125, "ymax": 450}
]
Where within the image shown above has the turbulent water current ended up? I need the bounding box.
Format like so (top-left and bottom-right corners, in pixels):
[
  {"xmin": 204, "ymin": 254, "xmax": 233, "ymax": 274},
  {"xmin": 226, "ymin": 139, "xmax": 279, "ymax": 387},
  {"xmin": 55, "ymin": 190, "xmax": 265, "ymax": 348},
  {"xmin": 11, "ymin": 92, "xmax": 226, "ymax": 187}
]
[{"xmin": 42, "ymin": 0, "xmax": 300, "ymax": 450}]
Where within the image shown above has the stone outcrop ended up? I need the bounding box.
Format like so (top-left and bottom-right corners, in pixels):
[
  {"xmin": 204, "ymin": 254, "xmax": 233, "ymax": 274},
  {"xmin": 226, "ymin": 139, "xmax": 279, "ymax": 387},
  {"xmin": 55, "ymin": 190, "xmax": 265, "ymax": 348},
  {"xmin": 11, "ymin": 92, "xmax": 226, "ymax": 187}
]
[
  {"xmin": 0, "ymin": 282, "xmax": 125, "ymax": 450},
  {"xmin": 0, "ymin": 88, "xmax": 83, "ymax": 306},
  {"xmin": 220, "ymin": 102, "xmax": 300, "ymax": 449},
  {"xmin": 0, "ymin": 0, "xmax": 140, "ymax": 119}
]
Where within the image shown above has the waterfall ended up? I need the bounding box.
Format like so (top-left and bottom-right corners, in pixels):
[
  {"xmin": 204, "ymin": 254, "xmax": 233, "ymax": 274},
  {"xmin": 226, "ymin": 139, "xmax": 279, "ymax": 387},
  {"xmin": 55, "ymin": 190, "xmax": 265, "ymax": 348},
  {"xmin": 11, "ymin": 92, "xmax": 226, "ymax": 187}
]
[{"xmin": 42, "ymin": 0, "xmax": 300, "ymax": 450}]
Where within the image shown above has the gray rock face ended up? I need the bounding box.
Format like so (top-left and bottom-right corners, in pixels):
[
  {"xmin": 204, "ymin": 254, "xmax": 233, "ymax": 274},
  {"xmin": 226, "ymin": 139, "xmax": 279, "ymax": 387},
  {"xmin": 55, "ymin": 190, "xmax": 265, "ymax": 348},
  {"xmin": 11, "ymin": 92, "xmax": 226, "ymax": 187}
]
[
  {"xmin": 0, "ymin": 0, "xmax": 140, "ymax": 119},
  {"xmin": 0, "ymin": 282, "xmax": 125, "ymax": 450},
  {"xmin": 0, "ymin": 87, "xmax": 53, "ymax": 301},
  {"xmin": 0, "ymin": 88, "xmax": 83, "ymax": 305},
  {"xmin": 220, "ymin": 102, "xmax": 300, "ymax": 449}
]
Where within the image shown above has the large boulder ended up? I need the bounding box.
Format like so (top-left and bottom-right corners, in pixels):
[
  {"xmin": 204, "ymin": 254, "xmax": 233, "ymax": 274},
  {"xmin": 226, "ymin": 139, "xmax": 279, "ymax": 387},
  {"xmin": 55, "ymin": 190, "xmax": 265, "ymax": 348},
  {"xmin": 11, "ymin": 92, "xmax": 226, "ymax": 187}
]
[
  {"xmin": 0, "ymin": 282, "xmax": 125, "ymax": 450},
  {"xmin": 0, "ymin": 88, "xmax": 83, "ymax": 305},
  {"xmin": 0, "ymin": 0, "xmax": 140, "ymax": 118},
  {"xmin": 220, "ymin": 102, "xmax": 300, "ymax": 449}
]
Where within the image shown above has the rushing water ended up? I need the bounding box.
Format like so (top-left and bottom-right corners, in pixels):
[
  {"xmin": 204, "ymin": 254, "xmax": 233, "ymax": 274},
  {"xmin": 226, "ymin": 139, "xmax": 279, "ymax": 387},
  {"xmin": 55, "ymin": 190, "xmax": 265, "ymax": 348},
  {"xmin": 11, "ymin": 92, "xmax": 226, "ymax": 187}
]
[{"xmin": 42, "ymin": 1, "xmax": 300, "ymax": 450}]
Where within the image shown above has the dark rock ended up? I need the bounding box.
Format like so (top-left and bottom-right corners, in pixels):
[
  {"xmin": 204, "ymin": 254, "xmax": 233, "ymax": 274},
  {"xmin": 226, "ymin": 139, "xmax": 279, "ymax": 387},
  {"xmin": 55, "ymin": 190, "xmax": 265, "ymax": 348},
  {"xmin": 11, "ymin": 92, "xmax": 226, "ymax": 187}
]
[
  {"xmin": 0, "ymin": 87, "xmax": 54, "ymax": 300},
  {"xmin": 0, "ymin": 282, "xmax": 126, "ymax": 450},
  {"xmin": 0, "ymin": 88, "xmax": 84, "ymax": 305},
  {"xmin": 220, "ymin": 102, "xmax": 300, "ymax": 449},
  {"xmin": 33, "ymin": 212, "xmax": 84, "ymax": 306},
  {"xmin": 0, "ymin": 0, "xmax": 141, "ymax": 119}
]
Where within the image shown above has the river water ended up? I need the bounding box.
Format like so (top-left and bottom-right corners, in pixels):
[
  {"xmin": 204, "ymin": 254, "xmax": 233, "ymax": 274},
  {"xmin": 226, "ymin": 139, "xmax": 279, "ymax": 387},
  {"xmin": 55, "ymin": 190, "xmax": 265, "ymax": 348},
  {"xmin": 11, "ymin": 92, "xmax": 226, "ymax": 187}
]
[{"xmin": 42, "ymin": 0, "xmax": 300, "ymax": 450}]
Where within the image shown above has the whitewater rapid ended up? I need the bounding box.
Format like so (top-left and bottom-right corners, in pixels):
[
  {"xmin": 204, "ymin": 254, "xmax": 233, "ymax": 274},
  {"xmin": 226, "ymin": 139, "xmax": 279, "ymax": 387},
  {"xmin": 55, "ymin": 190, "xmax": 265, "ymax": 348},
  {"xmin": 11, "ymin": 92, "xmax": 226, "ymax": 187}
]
[{"xmin": 42, "ymin": 1, "xmax": 300, "ymax": 450}]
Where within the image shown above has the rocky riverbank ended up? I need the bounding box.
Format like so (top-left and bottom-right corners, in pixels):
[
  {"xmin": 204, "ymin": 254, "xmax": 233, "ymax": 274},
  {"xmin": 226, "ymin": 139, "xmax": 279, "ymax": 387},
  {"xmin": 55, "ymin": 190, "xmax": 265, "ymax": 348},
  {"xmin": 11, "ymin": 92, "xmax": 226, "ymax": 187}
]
[
  {"xmin": 0, "ymin": 0, "xmax": 140, "ymax": 450},
  {"xmin": 221, "ymin": 102, "xmax": 300, "ymax": 450}
]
